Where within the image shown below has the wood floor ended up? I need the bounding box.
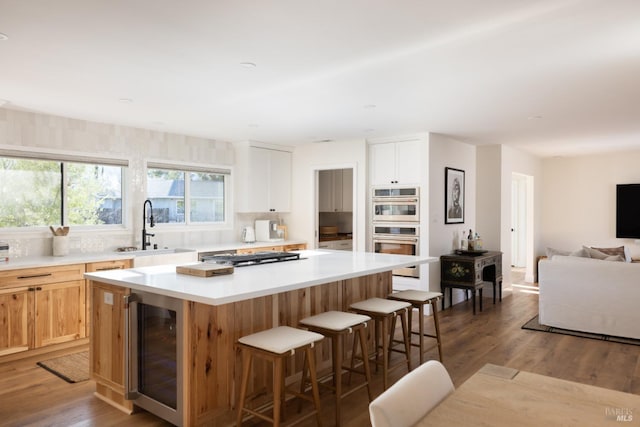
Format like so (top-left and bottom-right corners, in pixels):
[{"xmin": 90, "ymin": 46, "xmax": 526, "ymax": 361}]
[{"xmin": 2, "ymin": 285, "xmax": 639, "ymax": 427}]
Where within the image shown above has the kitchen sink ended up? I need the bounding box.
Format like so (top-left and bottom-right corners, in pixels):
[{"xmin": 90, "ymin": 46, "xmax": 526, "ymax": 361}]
[
  {"xmin": 119, "ymin": 248, "xmax": 196, "ymax": 256},
  {"xmin": 117, "ymin": 248, "xmax": 199, "ymax": 267}
]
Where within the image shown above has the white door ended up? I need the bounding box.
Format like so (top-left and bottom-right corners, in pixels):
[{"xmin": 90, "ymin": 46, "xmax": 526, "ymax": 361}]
[{"xmin": 511, "ymin": 174, "xmax": 528, "ymax": 268}]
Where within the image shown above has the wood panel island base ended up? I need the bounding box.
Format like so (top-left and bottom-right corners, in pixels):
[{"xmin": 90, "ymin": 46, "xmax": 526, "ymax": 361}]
[{"xmin": 86, "ymin": 250, "xmax": 435, "ymax": 426}]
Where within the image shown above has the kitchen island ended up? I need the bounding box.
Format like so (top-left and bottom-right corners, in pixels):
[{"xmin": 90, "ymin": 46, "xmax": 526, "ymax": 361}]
[{"xmin": 85, "ymin": 249, "xmax": 436, "ymax": 426}]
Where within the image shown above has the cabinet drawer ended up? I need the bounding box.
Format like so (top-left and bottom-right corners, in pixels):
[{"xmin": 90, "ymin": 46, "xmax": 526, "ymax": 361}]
[
  {"xmin": 0, "ymin": 264, "xmax": 86, "ymax": 289},
  {"xmin": 283, "ymin": 243, "xmax": 307, "ymax": 251},
  {"xmin": 86, "ymin": 259, "xmax": 132, "ymax": 272}
]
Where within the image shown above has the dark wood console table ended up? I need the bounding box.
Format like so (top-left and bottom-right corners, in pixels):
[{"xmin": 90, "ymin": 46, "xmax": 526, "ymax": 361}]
[{"xmin": 440, "ymin": 251, "xmax": 503, "ymax": 315}]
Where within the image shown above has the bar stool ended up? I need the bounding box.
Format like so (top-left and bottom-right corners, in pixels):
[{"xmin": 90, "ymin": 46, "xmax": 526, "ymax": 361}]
[
  {"xmin": 236, "ymin": 326, "xmax": 324, "ymax": 427},
  {"xmin": 299, "ymin": 311, "xmax": 374, "ymax": 427},
  {"xmin": 349, "ymin": 297, "xmax": 412, "ymax": 390},
  {"xmin": 387, "ymin": 290, "xmax": 444, "ymax": 365}
]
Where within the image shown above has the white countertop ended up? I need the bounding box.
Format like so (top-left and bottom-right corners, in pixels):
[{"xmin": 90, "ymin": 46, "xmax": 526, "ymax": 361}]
[
  {"xmin": 0, "ymin": 239, "xmax": 307, "ymax": 271},
  {"xmin": 84, "ymin": 250, "xmax": 437, "ymax": 306}
]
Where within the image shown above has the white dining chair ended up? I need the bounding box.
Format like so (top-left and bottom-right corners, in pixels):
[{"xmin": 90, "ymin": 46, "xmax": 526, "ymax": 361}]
[{"xmin": 369, "ymin": 360, "xmax": 455, "ymax": 427}]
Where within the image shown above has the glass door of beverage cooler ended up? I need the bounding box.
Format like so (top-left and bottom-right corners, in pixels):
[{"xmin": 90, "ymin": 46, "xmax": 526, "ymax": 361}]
[{"xmin": 125, "ymin": 292, "xmax": 184, "ymax": 426}]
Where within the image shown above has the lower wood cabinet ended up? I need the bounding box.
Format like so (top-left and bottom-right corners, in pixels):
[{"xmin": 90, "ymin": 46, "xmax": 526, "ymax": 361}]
[
  {"xmin": 0, "ymin": 259, "xmax": 132, "ymax": 359},
  {"xmin": 0, "ymin": 263, "xmax": 86, "ymax": 356},
  {"xmin": 0, "ymin": 285, "xmax": 31, "ymax": 356},
  {"xmin": 34, "ymin": 279, "xmax": 86, "ymax": 348},
  {"xmin": 90, "ymin": 281, "xmax": 132, "ymax": 412}
]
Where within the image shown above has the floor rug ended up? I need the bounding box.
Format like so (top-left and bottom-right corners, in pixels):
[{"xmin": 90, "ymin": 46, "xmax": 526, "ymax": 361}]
[
  {"xmin": 36, "ymin": 350, "xmax": 89, "ymax": 383},
  {"xmin": 522, "ymin": 315, "xmax": 640, "ymax": 346}
]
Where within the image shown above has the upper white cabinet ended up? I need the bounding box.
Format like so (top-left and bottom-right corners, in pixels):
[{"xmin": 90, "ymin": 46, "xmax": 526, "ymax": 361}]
[
  {"xmin": 369, "ymin": 140, "xmax": 423, "ymax": 185},
  {"xmin": 236, "ymin": 142, "xmax": 292, "ymax": 212},
  {"xmin": 318, "ymin": 169, "xmax": 353, "ymax": 212}
]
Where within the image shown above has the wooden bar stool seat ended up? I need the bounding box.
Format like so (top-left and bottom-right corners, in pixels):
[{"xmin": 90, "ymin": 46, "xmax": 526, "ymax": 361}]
[
  {"xmin": 299, "ymin": 311, "xmax": 374, "ymax": 427},
  {"xmin": 349, "ymin": 297, "xmax": 412, "ymax": 390},
  {"xmin": 236, "ymin": 326, "xmax": 324, "ymax": 427},
  {"xmin": 387, "ymin": 290, "xmax": 444, "ymax": 365}
]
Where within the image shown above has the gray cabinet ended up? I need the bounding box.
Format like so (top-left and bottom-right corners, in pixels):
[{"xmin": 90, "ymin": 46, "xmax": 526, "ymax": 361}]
[{"xmin": 318, "ymin": 169, "xmax": 353, "ymax": 212}]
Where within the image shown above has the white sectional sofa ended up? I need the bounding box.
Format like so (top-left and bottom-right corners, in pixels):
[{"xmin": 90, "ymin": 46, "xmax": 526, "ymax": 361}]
[{"xmin": 538, "ymin": 255, "xmax": 640, "ymax": 340}]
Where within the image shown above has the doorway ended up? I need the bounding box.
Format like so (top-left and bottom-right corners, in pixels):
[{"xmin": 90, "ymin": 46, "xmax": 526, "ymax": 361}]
[
  {"xmin": 511, "ymin": 173, "xmax": 534, "ymax": 284},
  {"xmin": 315, "ymin": 167, "xmax": 355, "ymax": 251}
]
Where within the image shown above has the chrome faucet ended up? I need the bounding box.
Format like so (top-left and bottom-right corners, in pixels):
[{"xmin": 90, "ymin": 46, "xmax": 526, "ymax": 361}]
[{"xmin": 142, "ymin": 199, "xmax": 155, "ymax": 250}]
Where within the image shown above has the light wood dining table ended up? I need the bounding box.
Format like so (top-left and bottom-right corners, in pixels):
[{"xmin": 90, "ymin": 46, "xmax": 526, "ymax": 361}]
[{"xmin": 415, "ymin": 364, "xmax": 640, "ymax": 426}]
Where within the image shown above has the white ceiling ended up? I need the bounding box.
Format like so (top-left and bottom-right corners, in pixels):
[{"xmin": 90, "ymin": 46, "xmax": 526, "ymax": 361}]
[{"xmin": 1, "ymin": 0, "xmax": 639, "ymax": 157}]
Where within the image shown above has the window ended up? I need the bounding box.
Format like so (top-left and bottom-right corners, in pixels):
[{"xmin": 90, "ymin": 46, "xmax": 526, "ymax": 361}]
[
  {"xmin": 0, "ymin": 155, "xmax": 124, "ymax": 228},
  {"xmin": 147, "ymin": 166, "xmax": 228, "ymax": 225}
]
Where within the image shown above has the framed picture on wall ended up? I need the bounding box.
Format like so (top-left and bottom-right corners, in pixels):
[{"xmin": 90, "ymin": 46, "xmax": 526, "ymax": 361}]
[{"xmin": 445, "ymin": 167, "xmax": 465, "ymax": 224}]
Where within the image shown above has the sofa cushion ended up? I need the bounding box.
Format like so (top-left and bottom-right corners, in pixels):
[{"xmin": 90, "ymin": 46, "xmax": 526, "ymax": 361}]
[{"xmin": 546, "ymin": 247, "xmax": 588, "ymax": 259}]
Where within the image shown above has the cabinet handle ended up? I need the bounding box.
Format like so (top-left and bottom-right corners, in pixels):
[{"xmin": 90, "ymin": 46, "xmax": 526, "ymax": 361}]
[
  {"xmin": 18, "ymin": 273, "xmax": 52, "ymax": 280},
  {"xmin": 28, "ymin": 287, "xmax": 35, "ymax": 292},
  {"xmin": 36, "ymin": 287, "xmax": 42, "ymax": 291},
  {"xmin": 96, "ymin": 266, "xmax": 121, "ymax": 271}
]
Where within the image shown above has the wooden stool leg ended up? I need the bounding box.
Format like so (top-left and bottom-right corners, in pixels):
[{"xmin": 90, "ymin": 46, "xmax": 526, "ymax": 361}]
[
  {"xmin": 479, "ymin": 289, "xmax": 483, "ymax": 312},
  {"xmin": 273, "ymin": 357, "xmax": 283, "ymax": 427},
  {"xmin": 399, "ymin": 310, "xmax": 411, "ymax": 372},
  {"xmin": 357, "ymin": 326, "xmax": 374, "ymax": 401},
  {"xmin": 306, "ymin": 347, "xmax": 323, "ymax": 427},
  {"xmin": 333, "ymin": 334, "xmax": 343, "ymax": 427},
  {"xmin": 388, "ymin": 314, "xmax": 398, "ymax": 363},
  {"xmin": 431, "ymin": 298, "xmax": 443, "ymax": 362},
  {"xmin": 374, "ymin": 318, "xmax": 381, "ymax": 374},
  {"xmin": 236, "ymin": 349, "xmax": 252, "ymax": 427},
  {"xmin": 417, "ymin": 304, "xmax": 425, "ymax": 365},
  {"xmin": 381, "ymin": 316, "xmax": 390, "ymax": 390},
  {"xmin": 298, "ymin": 351, "xmax": 307, "ymax": 412}
]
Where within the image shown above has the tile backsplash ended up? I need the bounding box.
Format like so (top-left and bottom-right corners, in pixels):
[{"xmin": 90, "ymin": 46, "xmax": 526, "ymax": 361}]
[{"xmin": 0, "ymin": 107, "xmax": 246, "ymax": 257}]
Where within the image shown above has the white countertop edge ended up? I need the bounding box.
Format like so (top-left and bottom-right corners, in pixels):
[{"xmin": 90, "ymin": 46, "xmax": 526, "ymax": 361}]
[{"xmin": 85, "ymin": 251, "xmax": 438, "ymax": 306}]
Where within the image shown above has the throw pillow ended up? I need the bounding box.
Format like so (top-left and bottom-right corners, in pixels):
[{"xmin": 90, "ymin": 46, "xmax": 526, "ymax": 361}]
[
  {"xmin": 583, "ymin": 246, "xmax": 609, "ymax": 260},
  {"xmin": 604, "ymin": 255, "xmax": 625, "ymax": 262},
  {"xmin": 592, "ymin": 246, "xmax": 626, "ymax": 258}
]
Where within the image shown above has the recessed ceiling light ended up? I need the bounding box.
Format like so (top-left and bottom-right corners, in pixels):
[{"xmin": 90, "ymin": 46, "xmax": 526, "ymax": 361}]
[
  {"xmin": 363, "ymin": 104, "xmax": 377, "ymax": 109},
  {"xmin": 0, "ymin": 33, "xmax": 8, "ymax": 41},
  {"xmin": 312, "ymin": 139, "xmax": 333, "ymax": 143},
  {"xmin": 240, "ymin": 62, "xmax": 257, "ymax": 69},
  {"xmin": 119, "ymin": 98, "xmax": 133, "ymax": 104}
]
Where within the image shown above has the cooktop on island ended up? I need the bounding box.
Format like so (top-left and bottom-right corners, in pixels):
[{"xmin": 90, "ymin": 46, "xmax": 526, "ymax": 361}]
[{"xmin": 201, "ymin": 251, "xmax": 301, "ymax": 267}]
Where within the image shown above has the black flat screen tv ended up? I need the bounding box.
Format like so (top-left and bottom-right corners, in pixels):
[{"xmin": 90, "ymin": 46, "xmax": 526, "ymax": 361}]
[{"xmin": 616, "ymin": 184, "xmax": 640, "ymax": 238}]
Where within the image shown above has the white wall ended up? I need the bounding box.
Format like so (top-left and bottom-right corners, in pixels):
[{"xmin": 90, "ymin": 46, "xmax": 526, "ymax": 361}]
[
  {"xmin": 499, "ymin": 145, "xmax": 542, "ymax": 283},
  {"xmin": 428, "ymin": 134, "xmax": 476, "ymax": 293},
  {"xmin": 288, "ymin": 139, "xmax": 368, "ymax": 251},
  {"xmin": 0, "ymin": 108, "xmax": 236, "ymax": 257},
  {"xmin": 540, "ymin": 149, "xmax": 640, "ymax": 259}
]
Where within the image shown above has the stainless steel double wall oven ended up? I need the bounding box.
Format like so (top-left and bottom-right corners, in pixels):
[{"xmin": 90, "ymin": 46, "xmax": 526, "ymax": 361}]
[{"xmin": 371, "ymin": 187, "xmax": 420, "ymax": 278}]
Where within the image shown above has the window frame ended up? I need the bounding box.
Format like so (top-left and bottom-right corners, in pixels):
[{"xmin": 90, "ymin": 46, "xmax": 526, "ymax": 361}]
[
  {"xmin": 0, "ymin": 148, "xmax": 128, "ymax": 233},
  {"xmin": 145, "ymin": 160, "xmax": 232, "ymax": 229}
]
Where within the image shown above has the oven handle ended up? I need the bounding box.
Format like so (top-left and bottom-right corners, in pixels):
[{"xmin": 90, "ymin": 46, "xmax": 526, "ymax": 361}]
[
  {"xmin": 372, "ymin": 197, "xmax": 419, "ymax": 203},
  {"xmin": 373, "ymin": 236, "xmax": 419, "ymax": 243},
  {"xmin": 124, "ymin": 293, "xmax": 140, "ymax": 400}
]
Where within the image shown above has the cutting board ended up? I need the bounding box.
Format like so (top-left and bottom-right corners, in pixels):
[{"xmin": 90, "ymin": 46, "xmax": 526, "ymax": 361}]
[{"xmin": 176, "ymin": 263, "xmax": 234, "ymax": 277}]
